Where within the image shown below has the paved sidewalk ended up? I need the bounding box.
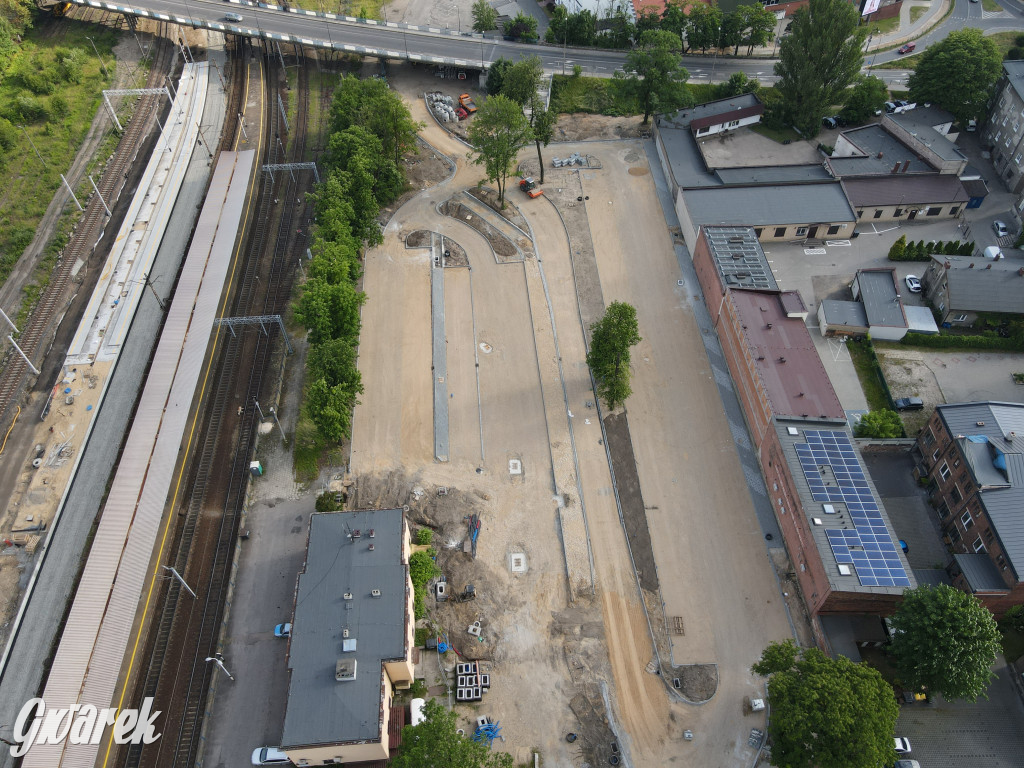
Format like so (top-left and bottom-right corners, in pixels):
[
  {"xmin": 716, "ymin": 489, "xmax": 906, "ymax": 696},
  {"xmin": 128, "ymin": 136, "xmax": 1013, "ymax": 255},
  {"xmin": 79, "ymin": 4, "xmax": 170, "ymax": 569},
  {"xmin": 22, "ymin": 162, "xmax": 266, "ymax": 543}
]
[{"xmin": 870, "ymin": 0, "xmax": 951, "ymax": 49}]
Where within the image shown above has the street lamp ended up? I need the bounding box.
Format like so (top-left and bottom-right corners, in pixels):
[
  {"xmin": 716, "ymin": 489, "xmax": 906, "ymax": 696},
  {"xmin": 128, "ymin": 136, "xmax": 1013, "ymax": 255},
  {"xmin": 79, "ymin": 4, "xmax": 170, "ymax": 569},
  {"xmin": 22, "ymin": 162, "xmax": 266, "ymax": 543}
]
[
  {"xmin": 710, "ymin": 25, "xmax": 723, "ymax": 83},
  {"xmin": 206, "ymin": 653, "xmax": 234, "ymax": 681}
]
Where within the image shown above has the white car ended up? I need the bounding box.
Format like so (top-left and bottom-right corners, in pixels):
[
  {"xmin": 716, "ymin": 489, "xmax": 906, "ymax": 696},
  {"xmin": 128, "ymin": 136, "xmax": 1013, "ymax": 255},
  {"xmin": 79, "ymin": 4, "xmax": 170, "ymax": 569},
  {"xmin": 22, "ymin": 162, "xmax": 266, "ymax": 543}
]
[
  {"xmin": 905, "ymin": 275, "xmax": 922, "ymax": 293},
  {"xmin": 993, "ymin": 220, "xmax": 1010, "ymax": 237},
  {"xmin": 252, "ymin": 746, "xmax": 290, "ymax": 765},
  {"xmin": 894, "ymin": 736, "xmax": 912, "ymax": 754}
]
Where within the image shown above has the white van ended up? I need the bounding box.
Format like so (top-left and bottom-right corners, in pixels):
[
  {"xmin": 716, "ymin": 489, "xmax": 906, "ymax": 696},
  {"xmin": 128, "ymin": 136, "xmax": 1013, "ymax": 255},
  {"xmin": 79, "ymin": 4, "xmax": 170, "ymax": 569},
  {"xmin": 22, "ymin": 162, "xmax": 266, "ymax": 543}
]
[
  {"xmin": 225, "ymin": 11, "xmax": 243, "ymax": 21},
  {"xmin": 251, "ymin": 746, "xmax": 290, "ymax": 765},
  {"xmin": 410, "ymin": 697, "xmax": 426, "ymax": 726}
]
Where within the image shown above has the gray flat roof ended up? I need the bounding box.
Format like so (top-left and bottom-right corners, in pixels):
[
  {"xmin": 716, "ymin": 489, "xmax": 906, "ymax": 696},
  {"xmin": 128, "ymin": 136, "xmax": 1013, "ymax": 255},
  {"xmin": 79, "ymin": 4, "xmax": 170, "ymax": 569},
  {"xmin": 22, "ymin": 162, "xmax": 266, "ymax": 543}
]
[
  {"xmin": 775, "ymin": 420, "xmax": 915, "ymax": 596},
  {"xmin": 904, "ymin": 304, "xmax": 939, "ymax": 334},
  {"xmin": 716, "ymin": 164, "xmax": 833, "ymax": 185},
  {"xmin": 856, "ymin": 269, "xmax": 907, "ymax": 328},
  {"xmin": 657, "ymin": 121, "xmax": 719, "ymax": 188},
  {"xmin": 703, "ymin": 226, "xmax": 778, "ymax": 290},
  {"xmin": 282, "ymin": 509, "xmax": 408, "ymax": 749},
  {"xmin": 1003, "ymin": 60, "xmax": 1024, "ymax": 104},
  {"xmin": 885, "ymin": 112, "xmax": 965, "ymax": 163},
  {"xmin": 820, "ymin": 299, "xmax": 868, "ymax": 329},
  {"xmin": 935, "ymin": 255, "xmax": 1024, "ymax": 314},
  {"xmin": 955, "ymin": 553, "xmax": 1010, "ymax": 593},
  {"xmin": 936, "ymin": 402, "xmax": 1024, "ymax": 576},
  {"xmin": 668, "ymin": 93, "xmax": 761, "ymax": 129},
  {"xmin": 828, "ymin": 125, "xmax": 935, "ymax": 177},
  {"xmin": 888, "ymin": 105, "xmax": 954, "ymax": 131},
  {"xmin": 682, "ymin": 182, "xmax": 856, "ymax": 227},
  {"xmin": 840, "ymin": 175, "xmax": 969, "ymax": 207}
]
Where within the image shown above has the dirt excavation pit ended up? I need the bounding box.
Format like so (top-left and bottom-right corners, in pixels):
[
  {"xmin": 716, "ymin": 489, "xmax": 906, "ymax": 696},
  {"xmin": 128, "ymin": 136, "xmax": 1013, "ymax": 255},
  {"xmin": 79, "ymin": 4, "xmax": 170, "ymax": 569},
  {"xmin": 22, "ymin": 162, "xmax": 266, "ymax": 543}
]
[{"xmin": 346, "ymin": 472, "xmax": 621, "ymax": 767}]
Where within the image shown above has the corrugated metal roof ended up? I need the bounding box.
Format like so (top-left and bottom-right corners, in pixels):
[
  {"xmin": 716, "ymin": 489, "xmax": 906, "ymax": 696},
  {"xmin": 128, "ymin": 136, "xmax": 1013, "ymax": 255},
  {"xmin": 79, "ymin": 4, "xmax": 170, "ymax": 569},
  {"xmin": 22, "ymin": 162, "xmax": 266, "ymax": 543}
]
[
  {"xmin": 282, "ymin": 510, "xmax": 409, "ymax": 749},
  {"xmin": 840, "ymin": 175, "xmax": 969, "ymax": 207},
  {"xmin": 904, "ymin": 305, "xmax": 938, "ymax": 334},
  {"xmin": 731, "ymin": 291, "xmax": 845, "ymax": 421},
  {"xmin": 955, "ymin": 553, "xmax": 1009, "ymax": 592},
  {"xmin": 937, "ymin": 402, "xmax": 1024, "ymax": 575},
  {"xmin": 23, "ymin": 147, "xmax": 255, "ymax": 768},
  {"xmin": 683, "ymin": 182, "xmax": 856, "ymax": 227}
]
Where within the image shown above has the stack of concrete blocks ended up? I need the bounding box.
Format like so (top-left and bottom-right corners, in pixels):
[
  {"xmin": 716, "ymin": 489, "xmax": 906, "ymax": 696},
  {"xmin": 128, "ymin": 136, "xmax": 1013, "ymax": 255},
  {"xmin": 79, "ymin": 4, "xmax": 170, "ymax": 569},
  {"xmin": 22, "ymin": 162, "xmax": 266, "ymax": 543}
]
[
  {"xmin": 552, "ymin": 152, "xmax": 586, "ymax": 168},
  {"xmin": 454, "ymin": 661, "xmax": 491, "ymax": 701}
]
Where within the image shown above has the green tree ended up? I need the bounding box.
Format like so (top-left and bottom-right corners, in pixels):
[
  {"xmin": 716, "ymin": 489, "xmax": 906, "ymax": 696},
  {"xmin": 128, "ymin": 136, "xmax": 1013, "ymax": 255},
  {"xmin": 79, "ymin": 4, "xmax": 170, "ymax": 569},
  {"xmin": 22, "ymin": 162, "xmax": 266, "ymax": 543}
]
[
  {"xmin": 660, "ymin": 1, "xmax": 687, "ymax": 49},
  {"xmin": 504, "ymin": 11, "xmax": 538, "ymax": 43},
  {"xmin": 486, "ymin": 57, "xmax": 512, "ymax": 96},
  {"xmin": 616, "ymin": 29, "xmax": 690, "ymax": 125},
  {"xmin": 471, "ymin": 0, "xmax": 498, "ymax": 32},
  {"xmin": 773, "ymin": 0, "xmax": 866, "ymax": 137},
  {"xmin": 305, "ymin": 374, "xmax": 359, "ymax": 442},
  {"xmin": 855, "ymin": 409, "xmax": 903, "ymax": 439},
  {"xmin": 731, "ymin": 3, "xmax": 775, "ymax": 55},
  {"xmin": 295, "ymin": 278, "xmax": 366, "ymax": 346},
  {"xmin": 752, "ymin": 640, "xmax": 900, "ymax": 768},
  {"xmin": 908, "ymin": 28, "xmax": 1002, "ymax": 126},
  {"xmin": 888, "ymin": 584, "xmax": 1001, "ymax": 702},
  {"xmin": 467, "ymin": 94, "xmax": 533, "ymax": 206},
  {"xmin": 528, "ymin": 92, "xmax": 557, "ymax": 185},
  {"xmin": 841, "ymin": 75, "xmax": 888, "ymax": 125},
  {"xmin": 499, "ymin": 55, "xmax": 542, "ymax": 106},
  {"xmin": 545, "ymin": 6, "xmax": 597, "ymax": 46},
  {"xmin": 586, "ymin": 301, "xmax": 641, "ymax": 410},
  {"xmin": 888, "ymin": 234, "xmax": 907, "ymax": 261},
  {"xmin": 409, "ymin": 549, "xmax": 440, "ymax": 587},
  {"xmin": 604, "ymin": 6, "xmax": 637, "ymax": 49},
  {"xmin": 718, "ymin": 71, "xmax": 759, "ymax": 98},
  {"xmin": 684, "ymin": 2, "xmax": 722, "ymax": 53},
  {"xmin": 392, "ymin": 699, "xmax": 514, "ymax": 768}
]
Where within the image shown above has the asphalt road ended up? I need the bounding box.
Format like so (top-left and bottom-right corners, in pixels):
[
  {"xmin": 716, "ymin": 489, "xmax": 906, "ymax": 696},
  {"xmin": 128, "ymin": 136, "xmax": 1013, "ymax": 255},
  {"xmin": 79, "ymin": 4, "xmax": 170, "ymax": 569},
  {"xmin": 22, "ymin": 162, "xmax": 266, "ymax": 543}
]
[{"xmin": 85, "ymin": 0, "xmax": 1024, "ymax": 81}]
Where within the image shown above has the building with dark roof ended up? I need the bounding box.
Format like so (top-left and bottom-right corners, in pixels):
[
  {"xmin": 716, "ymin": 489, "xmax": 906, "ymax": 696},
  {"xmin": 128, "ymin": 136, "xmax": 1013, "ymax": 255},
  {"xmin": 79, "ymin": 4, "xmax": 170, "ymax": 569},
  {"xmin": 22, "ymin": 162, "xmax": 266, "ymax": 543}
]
[
  {"xmin": 984, "ymin": 61, "xmax": 1024, "ymax": 195},
  {"xmin": 850, "ymin": 268, "xmax": 909, "ymax": 340},
  {"xmin": 281, "ymin": 509, "xmax": 414, "ymax": 766},
  {"xmin": 666, "ymin": 93, "xmax": 764, "ymax": 138},
  {"xmin": 913, "ymin": 403, "xmax": 1024, "ymax": 615},
  {"xmin": 923, "ymin": 254, "xmax": 1024, "ymax": 325}
]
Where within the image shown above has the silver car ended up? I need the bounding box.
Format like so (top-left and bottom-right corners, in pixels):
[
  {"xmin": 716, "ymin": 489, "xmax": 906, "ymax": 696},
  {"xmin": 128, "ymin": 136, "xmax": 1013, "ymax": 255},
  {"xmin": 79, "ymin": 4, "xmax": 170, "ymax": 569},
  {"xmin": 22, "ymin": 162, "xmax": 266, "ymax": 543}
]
[{"xmin": 993, "ymin": 220, "xmax": 1010, "ymax": 237}]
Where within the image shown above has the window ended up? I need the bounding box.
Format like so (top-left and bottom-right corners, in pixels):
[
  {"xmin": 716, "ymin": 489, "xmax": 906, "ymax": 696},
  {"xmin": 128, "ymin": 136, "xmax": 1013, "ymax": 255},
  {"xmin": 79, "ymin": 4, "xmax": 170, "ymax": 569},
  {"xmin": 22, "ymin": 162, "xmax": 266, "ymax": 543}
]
[
  {"xmin": 754, "ymin": 228, "xmax": 763, "ymax": 237},
  {"xmin": 1016, "ymin": 154, "xmax": 1023, "ymax": 166},
  {"xmin": 998, "ymin": 554, "xmax": 1007, "ymax": 569},
  {"xmin": 953, "ymin": 458, "xmax": 961, "ymax": 468},
  {"xmin": 857, "ymin": 211, "xmax": 864, "ymax": 219},
  {"xmin": 894, "ymin": 208, "xmax": 904, "ymax": 217},
  {"xmin": 926, "ymin": 207, "xmax": 941, "ymax": 216},
  {"xmin": 973, "ymin": 537, "xmax": 985, "ymax": 553},
  {"xmin": 827, "ymin": 225, "xmax": 840, "ymax": 235},
  {"xmin": 932, "ymin": 449, "xmax": 940, "ymax": 461},
  {"xmin": 937, "ymin": 499, "xmax": 950, "ymax": 520},
  {"xmin": 948, "ymin": 524, "xmax": 961, "ymax": 543},
  {"xmin": 796, "ymin": 226, "xmax": 808, "ymax": 236},
  {"xmin": 985, "ymin": 527, "xmax": 995, "ymax": 542},
  {"xmin": 873, "ymin": 210, "xmax": 883, "ymax": 219},
  {"xmin": 949, "ymin": 206, "xmax": 960, "ymax": 216},
  {"xmin": 951, "ymin": 485, "xmax": 963, "ymax": 504},
  {"xmin": 939, "ymin": 462, "xmax": 951, "ymax": 481},
  {"xmin": 696, "ymin": 126, "xmax": 711, "ymax": 136},
  {"xmin": 774, "ymin": 227, "xmax": 786, "ymax": 237},
  {"xmin": 923, "ymin": 429, "xmax": 935, "ymax": 447},
  {"xmin": 960, "ymin": 509, "xmax": 972, "ymax": 529},
  {"xmin": 953, "ymin": 314, "xmax": 968, "ymax": 322},
  {"xmin": 1014, "ymin": 121, "xmax": 1020, "ymax": 133},
  {"xmin": 727, "ymin": 119, "xmax": 740, "ymax": 128},
  {"xmin": 995, "ymin": 132, "xmax": 1003, "ymax": 143}
]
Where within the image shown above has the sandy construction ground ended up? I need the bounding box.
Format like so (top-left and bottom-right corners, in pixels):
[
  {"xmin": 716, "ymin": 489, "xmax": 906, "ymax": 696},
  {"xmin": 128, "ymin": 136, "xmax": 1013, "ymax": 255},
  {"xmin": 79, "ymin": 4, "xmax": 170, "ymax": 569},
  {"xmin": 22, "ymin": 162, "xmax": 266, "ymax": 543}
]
[{"xmin": 349, "ymin": 71, "xmax": 795, "ymax": 766}]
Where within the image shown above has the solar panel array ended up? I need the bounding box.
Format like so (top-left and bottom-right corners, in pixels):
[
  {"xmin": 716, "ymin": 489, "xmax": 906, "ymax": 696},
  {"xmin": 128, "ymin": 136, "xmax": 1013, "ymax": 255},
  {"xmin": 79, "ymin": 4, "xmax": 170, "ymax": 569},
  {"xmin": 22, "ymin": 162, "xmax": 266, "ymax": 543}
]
[{"xmin": 795, "ymin": 430, "xmax": 912, "ymax": 588}]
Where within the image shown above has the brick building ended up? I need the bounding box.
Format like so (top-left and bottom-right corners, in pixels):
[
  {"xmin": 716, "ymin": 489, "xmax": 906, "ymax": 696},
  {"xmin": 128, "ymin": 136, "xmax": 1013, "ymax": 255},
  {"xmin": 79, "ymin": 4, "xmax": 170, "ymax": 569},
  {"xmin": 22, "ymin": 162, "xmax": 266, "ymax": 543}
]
[{"xmin": 914, "ymin": 403, "xmax": 1024, "ymax": 616}]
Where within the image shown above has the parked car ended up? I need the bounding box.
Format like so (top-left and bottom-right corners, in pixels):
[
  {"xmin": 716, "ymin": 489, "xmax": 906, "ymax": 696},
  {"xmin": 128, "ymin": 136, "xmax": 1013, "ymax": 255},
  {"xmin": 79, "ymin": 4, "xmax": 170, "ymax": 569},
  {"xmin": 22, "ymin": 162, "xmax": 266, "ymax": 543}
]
[
  {"xmin": 894, "ymin": 397, "xmax": 924, "ymax": 411},
  {"xmin": 224, "ymin": 11, "xmax": 243, "ymax": 21},
  {"xmin": 993, "ymin": 219, "xmax": 1010, "ymax": 237},
  {"xmin": 274, "ymin": 622, "xmax": 291, "ymax": 638},
  {"xmin": 897, "ymin": 42, "xmax": 916, "ymax": 54},
  {"xmin": 894, "ymin": 737, "xmax": 912, "ymax": 754},
  {"xmin": 822, "ymin": 116, "xmax": 838, "ymax": 129},
  {"xmin": 904, "ymin": 275, "xmax": 922, "ymax": 293},
  {"xmin": 967, "ymin": 118, "xmax": 978, "ymax": 131},
  {"xmin": 834, "ymin": 114, "xmax": 848, "ymax": 127},
  {"xmin": 896, "ymin": 761, "xmax": 921, "ymax": 768},
  {"xmin": 884, "ymin": 101, "xmax": 897, "ymax": 113},
  {"xmin": 252, "ymin": 746, "xmax": 290, "ymax": 765}
]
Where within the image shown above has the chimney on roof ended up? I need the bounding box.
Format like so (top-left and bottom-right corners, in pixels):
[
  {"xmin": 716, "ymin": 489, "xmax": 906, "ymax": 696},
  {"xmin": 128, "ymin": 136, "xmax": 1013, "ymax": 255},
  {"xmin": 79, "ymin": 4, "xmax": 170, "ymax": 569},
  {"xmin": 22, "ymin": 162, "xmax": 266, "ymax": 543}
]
[
  {"xmin": 969, "ymin": 262, "xmax": 975, "ymax": 268},
  {"xmin": 766, "ymin": 323, "xmax": 773, "ymax": 329},
  {"xmin": 891, "ymin": 162, "xmax": 900, "ymax": 174},
  {"xmin": 945, "ymin": 262, "xmax": 952, "ymax": 269},
  {"xmin": 877, "ymin": 151, "xmax": 884, "ymax": 159},
  {"xmin": 902, "ymin": 160, "xmax": 911, "ymax": 173},
  {"xmin": 987, "ymin": 264, "xmax": 993, "ymax": 269},
  {"xmin": 1006, "ymin": 432, "xmax": 1016, "ymax": 441},
  {"xmin": 778, "ymin": 356, "xmax": 787, "ymax": 363}
]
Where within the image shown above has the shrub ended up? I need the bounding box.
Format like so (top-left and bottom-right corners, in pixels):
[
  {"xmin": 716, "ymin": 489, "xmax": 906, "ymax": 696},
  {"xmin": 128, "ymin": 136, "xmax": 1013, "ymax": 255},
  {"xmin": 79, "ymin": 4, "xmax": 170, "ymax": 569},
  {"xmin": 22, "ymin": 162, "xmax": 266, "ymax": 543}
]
[
  {"xmin": 10, "ymin": 95, "xmax": 48, "ymax": 123},
  {"xmin": 1016, "ymin": 34, "xmax": 1024, "ymax": 47},
  {"xmin": 415, "ymin": 626, "xmax": 430, "ymax": 647},
  {"xmin": 901, "ymin": 331, "xmax": 1024, "ymax": 351},
  {"xmin": 1001, "ymin": 604, "xmax": 1024, "ymax": 633},
  {"xmin": 315, "ymin": 491, "xmax": 341, "ymax": 512},
  {"xmin": 888, "ymin": 235, "xmax": 906, "ymax": 261},
  {"xmin": 415, "ymin": 527, "xmax": 433, "ymax": 545},
  {"xmin": 408, "ymin": 679, "xmax": 428, "ymax": 697},
  {"xmin": 1008, "ymin": 47, "xmax": 1024, "ymax": 61},
  {"xmin": 409, "ymin": 549, "xmax": 440, "ymax": 587},
  {"xmin": 414, "ymin": 585, "xmax": 426, "ymax": 619},
  {"xmin": 49, "ymin": 93, "xmax": 70, "ymax": 122}
]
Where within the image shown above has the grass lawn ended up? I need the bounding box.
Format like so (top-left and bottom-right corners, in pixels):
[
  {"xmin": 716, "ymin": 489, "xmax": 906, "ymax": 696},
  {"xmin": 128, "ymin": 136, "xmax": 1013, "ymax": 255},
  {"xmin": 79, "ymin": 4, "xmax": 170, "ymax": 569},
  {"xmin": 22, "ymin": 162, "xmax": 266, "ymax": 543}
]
[
  {"xmin": 550, "ymin": 73, "xmax": 640, "ymax": 116},
  {"xmin": 988, "ymin": 31, "xmax": 1024, "ymax": 59},
  {"xmin": 866, "ymin": 16, "xmax": 900, "ymax": 35},
  {"xmin": 289, "ymin": 0, "xmax": 385, "ymax": 18},
  {"xmin": 750, "ymin": 122, "xmax": 801, "ymax": 143},
  {"xmin": 848, "ymin": 339, "xmax": 892, "ymax": 412},
  {"xmin": 1002, "ymin": 629, "xmax": 1024, "ymax": 663},
  {"xmin": 0, "ymin": 15, "xmax": 119, "ymax": 294},
  {"xmin": 910, "ymin": 6, "xmax": 928, "ymax": 23},
  {"xmin": 983, "ymin": 0, "xmax": 1003, "ymax": 11},
  {"xmin": 871, "ymin": 54, "xmax": 918, "ymax": 70}
]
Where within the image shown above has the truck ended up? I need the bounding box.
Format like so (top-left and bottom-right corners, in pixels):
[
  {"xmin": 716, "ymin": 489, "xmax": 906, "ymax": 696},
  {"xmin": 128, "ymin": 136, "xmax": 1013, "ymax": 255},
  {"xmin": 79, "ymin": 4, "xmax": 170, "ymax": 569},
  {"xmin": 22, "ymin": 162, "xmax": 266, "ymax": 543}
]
[
  {"xmin": 459, "ymin": 93, "xmax": 477, "ymax": 114},
  {"xmin": 519, "ymin": 177, "xmax": 544, "ymax": 199}
]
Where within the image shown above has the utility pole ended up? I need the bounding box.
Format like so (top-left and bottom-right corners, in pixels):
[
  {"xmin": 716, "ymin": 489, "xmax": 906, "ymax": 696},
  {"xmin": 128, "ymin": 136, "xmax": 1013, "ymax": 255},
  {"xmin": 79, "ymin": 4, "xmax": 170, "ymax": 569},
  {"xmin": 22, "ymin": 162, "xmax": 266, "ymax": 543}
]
[{"xmin": 86, "ymin": 36, "xmax": 110, "ymax": 79}]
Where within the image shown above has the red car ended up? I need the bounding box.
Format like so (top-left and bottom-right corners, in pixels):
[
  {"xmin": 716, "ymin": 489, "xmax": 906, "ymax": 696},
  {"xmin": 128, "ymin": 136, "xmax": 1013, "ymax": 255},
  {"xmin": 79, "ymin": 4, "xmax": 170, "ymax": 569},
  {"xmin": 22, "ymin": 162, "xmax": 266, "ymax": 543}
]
[{"xmin": 897, "ymin": 42, "xmax": 916, "ymax": 54}]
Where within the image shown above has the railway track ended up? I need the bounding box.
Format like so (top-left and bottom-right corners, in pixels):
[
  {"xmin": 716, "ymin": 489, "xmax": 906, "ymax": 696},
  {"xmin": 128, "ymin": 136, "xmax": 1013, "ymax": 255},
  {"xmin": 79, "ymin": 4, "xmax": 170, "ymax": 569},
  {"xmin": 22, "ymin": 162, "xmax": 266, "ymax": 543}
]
[
  {"xmin": 123, "ymin": 40, "xmax": 316, "ymax": 768},
  {"xmin": 0, "ymin": 22, "xmax": 174, "ymax": 427}
]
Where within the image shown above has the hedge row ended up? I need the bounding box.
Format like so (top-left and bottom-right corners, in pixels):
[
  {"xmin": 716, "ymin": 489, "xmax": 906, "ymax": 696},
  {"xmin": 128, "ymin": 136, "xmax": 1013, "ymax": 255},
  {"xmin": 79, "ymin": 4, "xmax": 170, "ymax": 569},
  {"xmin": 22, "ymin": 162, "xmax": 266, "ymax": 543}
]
[
  {"xmin": 900, "ymin": 332, "xmax": 1024, "ymax": 351},
  {"xmin": 888, "ymin": 235, "xmax": 974, "ymax": 262}
]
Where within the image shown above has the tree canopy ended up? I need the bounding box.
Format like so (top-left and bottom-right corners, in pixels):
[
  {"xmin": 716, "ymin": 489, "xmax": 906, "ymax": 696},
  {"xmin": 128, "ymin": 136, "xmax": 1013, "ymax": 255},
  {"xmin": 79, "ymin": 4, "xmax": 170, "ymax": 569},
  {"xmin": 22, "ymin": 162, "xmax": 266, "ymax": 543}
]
[
  {"xmin": 392, "ymin": 700, "xmax": 513, "ymax": 768},
  {"xmin": 855, "ymin": 409, "xmax": 903, "ymax": 439},
  {"xmin": 773, "ymin": 0, "xmax": 866, "ymax": 137},
  {"xmin": 504, "ymin": 11, "xmax": 538, "ymax": 43},
  {"xmin": 841, "ymin": 75, "xmax": 888, "ymax": 125},
  {"xmin": 888, "ymin": 584, "xmax": 1001, "ymax": 702},
  {"xmin": 498, "ymin": 55, "xmax": 542, "ymax": 106},
  {"xmin": 908, "ymin": 28, "xmax": 1002, "ymax": 126},
  {"xmin": 528, "ymin": 92, "xmax": 557, "ymax": 184},
  {"xmin": 467, "ymin": 94, "xmax": 533, "ymax": 205},
  {"xmin": 471, "ymin": 0, "xmax": 497, "ymax": 33},
  {"xmin": 682, "ymin": 2, "xmax": 723, "ymax": 53},
  {"xmin": 586, "ymin": 301, "xmax": 641, "ymax": 410},
  {"xmin": 752, "ymin": 640, "xmax": 900, "ymax": 768},
  {"xmin": 616, "ymin": 29, "xmax": 690, "ymax": 125}
]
